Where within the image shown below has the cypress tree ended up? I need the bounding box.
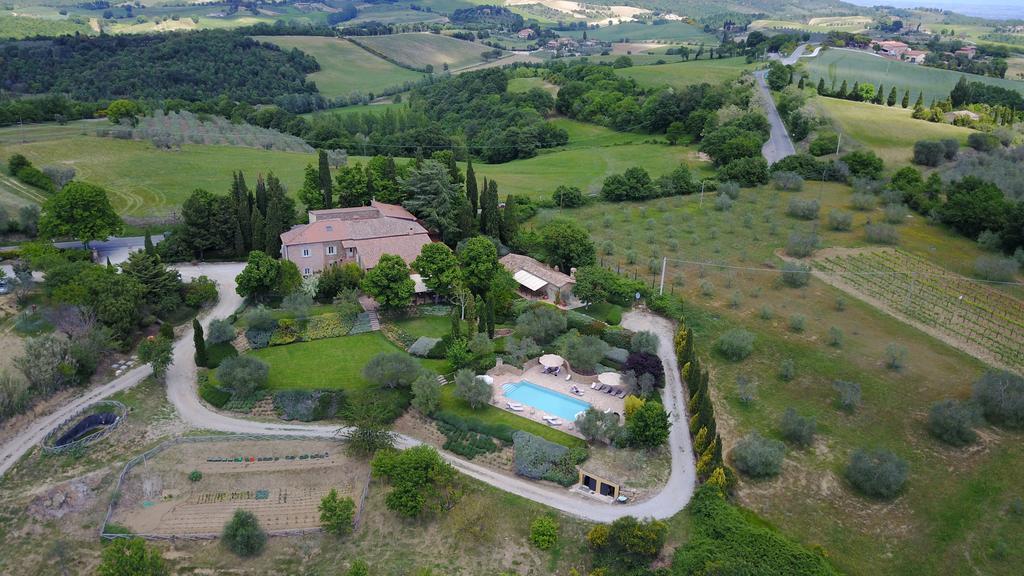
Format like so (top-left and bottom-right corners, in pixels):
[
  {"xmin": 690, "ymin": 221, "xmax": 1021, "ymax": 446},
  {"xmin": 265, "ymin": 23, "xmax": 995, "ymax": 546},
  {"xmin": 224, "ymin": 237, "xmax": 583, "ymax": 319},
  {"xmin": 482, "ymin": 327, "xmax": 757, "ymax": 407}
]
[
  {"xmin": 250, "ymin": 205, "xmax": 265, "ymax": 253},
  {"xmin": 384, "ymin": 156, "xmax": 398, "ymax": 187},
  {"xmin": 318, "ymin": 149, "xmax": 332, "ymax": 209},
  {"xmin": 480, "ymin": 179, "xmax": 501, "ymax": 237},
  {"xmin": 478, "ymin": 300, "xmax": 487, "ymax": 333},
  {"xmin": 264, "ymin": 194, "xmax": 284, "ymax": 257},
  {"xmin": 465, "ymin": 158, "xmax": 478, "ymax": 214},
  {"xmin": 193, "ymin": 318, "xmax": 207, "ymax": 368},
  {"xmin": 873, "ymin": 84, "xmax": 884, "ymax": 104},
  {"xmin": 797, "ymin": 76, "xmax": 805, "ymax": 89},
  {"xmin": 232, "ymin": 220, "xmax": 244, "ymax": 256},
  {"xmin": 255, "ymin": 174, "xmax": 268, "ymax": 216},
  {"xmin": 499, "ymin": 195, "xmax": 518, "ymax": 245},
  {"xmin": 414, "ymin": 147, "xmax": 424, "ymax": 168},
  {"xmin": 365, "ymin": 163, "xmax": 376, "ymax": 202},
  {"xmin": 836, "ymin": 80, "xmax": 848, "ymax": 99},
  {"xmin": 232, "ymin": 171, "xmax": 253, "ymax": 252},
  {"xmin": 914, "ymin": 91, "xmax": 924, "ymax": 109},
  {"xmin": 486, "ymin": 298, "xmax": 495, "ymax": 338},
  {"xmin": 902, "ymin": 89, "xmax": 910, "ymax": 108},
  {"xmin": 850, "ymin": 81, "xmax": 860, "ymax": 101},
  {"xmin": 817, "ymin": 78, "xmax": 826, "ymax": 95},
  {"xmin": 144, "ymin": 230, "xmax": 155, "ymax": 254},
  {"xmin": 446, "ymin": 150, "xmax": 462, "ymax": 184}
]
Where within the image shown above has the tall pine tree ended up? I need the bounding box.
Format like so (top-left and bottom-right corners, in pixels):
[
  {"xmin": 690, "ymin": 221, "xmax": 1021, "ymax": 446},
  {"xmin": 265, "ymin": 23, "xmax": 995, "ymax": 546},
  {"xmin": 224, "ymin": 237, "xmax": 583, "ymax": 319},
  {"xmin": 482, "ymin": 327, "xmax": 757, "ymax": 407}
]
[
  {"xmin": 318, "ymin": 149, "xmax": 332, "ymax": 209},
  {"xmin": 465, "ymin": 158, "xmax": 478, "ymax": 214}
]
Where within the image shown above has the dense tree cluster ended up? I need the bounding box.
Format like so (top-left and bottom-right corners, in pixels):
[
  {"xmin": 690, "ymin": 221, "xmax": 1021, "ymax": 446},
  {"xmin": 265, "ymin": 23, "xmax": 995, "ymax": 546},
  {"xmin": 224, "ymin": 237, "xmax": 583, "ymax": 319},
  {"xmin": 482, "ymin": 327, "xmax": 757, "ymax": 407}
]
[{"xmin": 0, "ymin": 31, "xmax": 319, "ymax": 103}]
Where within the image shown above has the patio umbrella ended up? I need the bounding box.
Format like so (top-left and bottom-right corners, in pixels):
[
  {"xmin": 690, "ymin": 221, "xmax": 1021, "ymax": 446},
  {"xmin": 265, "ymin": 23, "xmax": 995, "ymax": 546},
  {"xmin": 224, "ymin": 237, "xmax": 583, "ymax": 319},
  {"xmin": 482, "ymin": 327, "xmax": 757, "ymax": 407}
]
[
  {"xmin": 538, "ymin": 354, "xmax": 564, "ymax": 369},
  {"xmin": 598, "ymin": 372, "xmax": 622, "ymax": 387}
]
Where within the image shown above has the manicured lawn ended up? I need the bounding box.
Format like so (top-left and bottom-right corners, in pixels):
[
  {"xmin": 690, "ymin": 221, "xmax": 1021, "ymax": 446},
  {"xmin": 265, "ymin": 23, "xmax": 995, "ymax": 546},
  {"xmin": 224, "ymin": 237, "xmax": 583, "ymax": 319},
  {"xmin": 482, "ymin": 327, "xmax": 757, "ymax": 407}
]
[
  {"xmin": 438, "ymin": 385, "xmax": 586, "ymax": 449},
  {"xmin": 803, "ymin": 47, "xmax": 1024, "ymax": 104},
  {"xmin": 250, "ymin": 332, "xmax": 446, "ymax": 391},
  {"xmin": 394, "ymin": 315, "xmax": 450, "ymax": 338},
  {"xmin": 254, "ymin": 36, "xmax": 426, "ymax": 98},
  {"xmin": 582, "ymin": 302, "xmax": 623, "ymax": 326},
  {"xmin": 815, "ymin": 96, "xmax": 975, "ymax": 166},
  {"xmin": 616, "ymin": 57, "xmax": 755, "ymax": 91}
]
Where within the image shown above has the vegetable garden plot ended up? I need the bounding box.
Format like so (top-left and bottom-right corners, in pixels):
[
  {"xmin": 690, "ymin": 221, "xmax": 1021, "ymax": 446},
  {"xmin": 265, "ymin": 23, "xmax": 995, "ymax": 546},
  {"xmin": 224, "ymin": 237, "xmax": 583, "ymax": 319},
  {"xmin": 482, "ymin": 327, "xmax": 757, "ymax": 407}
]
[
  {"xmin": 812, "ymin": 248, "xmax": 1024, "ymax": 373},
  {"xmin": 108, "ymin": 438, "xmax": 369, "ymax": 537}
]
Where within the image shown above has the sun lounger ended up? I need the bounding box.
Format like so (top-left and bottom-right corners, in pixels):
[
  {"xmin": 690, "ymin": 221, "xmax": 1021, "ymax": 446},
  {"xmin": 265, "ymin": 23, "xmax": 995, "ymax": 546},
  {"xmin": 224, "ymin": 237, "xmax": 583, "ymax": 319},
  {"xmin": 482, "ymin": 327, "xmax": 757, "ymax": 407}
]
[
  {"xmin": 507, "ymin": 402, "xmax": 524, "ymax": 411},
  {"xmin": 544, "ymin": 417, "xmax": 562, "ymax": 426},
  {"xmin": 591, "ymin": 382, "xmax": 599, "ymax": 389},
  {"xmin": 616, "ymin": 390, "xmax": 626, "ymax": 398},
  {"xmin": 565, "ymin": 372, "xmax": 572, "ymax": 381}
]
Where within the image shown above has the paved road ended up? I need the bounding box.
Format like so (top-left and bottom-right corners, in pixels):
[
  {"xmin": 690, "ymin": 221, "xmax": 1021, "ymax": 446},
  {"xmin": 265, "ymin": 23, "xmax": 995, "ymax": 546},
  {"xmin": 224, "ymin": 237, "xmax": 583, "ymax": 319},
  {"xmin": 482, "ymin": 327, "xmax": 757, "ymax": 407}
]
[
  {"xmin": 1, "ymin": 262, "xmax": 697, "ymax": 522},
  {"xmin": 771, "ymin": 43, "xmax": 822, "ymax": 66},
  {"xmin": 0, "ymin": 235, "xmax": 165, "ymax": 266},
  {"xmin": 754, "ymin": 70, "xmax": 797, "ymax": 165}
]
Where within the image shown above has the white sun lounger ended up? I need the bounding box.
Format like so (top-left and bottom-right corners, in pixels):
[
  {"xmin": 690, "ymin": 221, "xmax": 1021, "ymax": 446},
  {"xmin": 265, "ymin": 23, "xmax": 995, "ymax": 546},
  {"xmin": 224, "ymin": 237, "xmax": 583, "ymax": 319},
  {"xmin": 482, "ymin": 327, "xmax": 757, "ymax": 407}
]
[
  {"xmin": 507, "ymin": 402, "xmax": 524, "ymax": 411},
  {"xmin": 591, "ymin": 382, "xmax": 599, "ymax": 389},
  {"xmin": 544, "ymin": 417, "xmax": 562, "ymax": 426}
]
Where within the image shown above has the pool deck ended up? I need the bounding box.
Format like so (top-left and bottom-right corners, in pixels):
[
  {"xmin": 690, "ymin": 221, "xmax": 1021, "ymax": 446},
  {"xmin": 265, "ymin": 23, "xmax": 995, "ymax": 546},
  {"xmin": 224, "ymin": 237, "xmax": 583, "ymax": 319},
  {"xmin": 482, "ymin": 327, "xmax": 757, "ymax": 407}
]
[{"xmin": 488, "ymin": 360, "xmax": 626, "ymax": 436}]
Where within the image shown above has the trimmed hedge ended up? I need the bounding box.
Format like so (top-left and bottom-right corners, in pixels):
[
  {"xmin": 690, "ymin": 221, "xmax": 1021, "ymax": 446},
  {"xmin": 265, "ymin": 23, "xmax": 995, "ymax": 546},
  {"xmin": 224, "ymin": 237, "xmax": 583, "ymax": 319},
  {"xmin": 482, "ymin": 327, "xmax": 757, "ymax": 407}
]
[
  {"xmin": 437, "ymin": 421, "xmax": 499, "ymax": 459},
  {"xmin": 434, "ymin": 410, "xmax": 516, "ymax": 444},
  {"xmin": 198, "ymin": 373, "xmax": 231, "ymax": 408},
  {"xmin": 206, "ymin": 342, "xmax": 238, "ymax": 369}
]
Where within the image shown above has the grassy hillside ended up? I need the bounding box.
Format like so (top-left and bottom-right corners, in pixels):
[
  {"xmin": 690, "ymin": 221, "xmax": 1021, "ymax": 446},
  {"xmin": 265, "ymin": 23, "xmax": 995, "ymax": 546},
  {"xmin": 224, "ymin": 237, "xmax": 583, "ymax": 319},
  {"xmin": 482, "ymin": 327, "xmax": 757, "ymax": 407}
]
[
  {"xmin": 0, "ymin": 13, "xmax": 91, "ymax": 38},
  {"xmin": 561, "ymin": 21, "xmax": 719, "ymax": 44},
  {"xmin": 354, "ymin": 33, "xmax": 491, "ymax": 71},
  {"xmin": 750, "ymin": 15, "xmax": 872, "ymax": 33},
  {"xmin": 616, "ymin": 57, "xmax": 755, "ymax": 90},
  {"xmin": 254, "ymin": 36, "xmax": 425, "ymax": 98},
  {"xmin": 544, "ymin": 179, "xmax": 1023, "ymax": 575},
  {"xmin": 804, "ymin": 48, "xmax": 1024, "ymax": 103},
  {"xmin": 815, "ymin": 96, "xmax": 975, "ymax": 165}
]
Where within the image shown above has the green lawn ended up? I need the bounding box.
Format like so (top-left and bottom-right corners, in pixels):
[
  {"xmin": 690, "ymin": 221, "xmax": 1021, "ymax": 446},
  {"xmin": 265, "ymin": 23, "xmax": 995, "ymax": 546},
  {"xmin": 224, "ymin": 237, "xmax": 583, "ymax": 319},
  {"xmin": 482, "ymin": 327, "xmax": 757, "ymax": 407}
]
[
  {"xmin": 581, "ymin": 302, "xmax": 623, "ymax": 326},
  {"xmin": 251, "ymin": 331, "xmax": 446, "ymax": 391},
  {"xmin": 560, "ymin": 21, "xmax": 718, "ymax": 44},
  {"xmin": 253, "ymin": 36, "xmax": 426, "ymax": 98},
  {"xmin": 803, "ymin": 47, "xmax": 1024, "ymax": 104},
  {"xmin": 301, "ymin": 101, "xmax": 410, "ymax": 120},
  {"xmin": 616, "ymin": 57, "xmax": 755, "ymax": 91},
  {"xmin": 394, "ymin": 315, "xmax": 450, "ymax": 339},
  {"xmin": 815, "ymin": 96, "xmax": 975, "ymax": 166},
  {"xmin": 438, "ymin": 385, "xmax": 586, "ymax": 449},
  {"xmin": 355, "ymin": 33, "xmax": 489, "ymax": 71}
]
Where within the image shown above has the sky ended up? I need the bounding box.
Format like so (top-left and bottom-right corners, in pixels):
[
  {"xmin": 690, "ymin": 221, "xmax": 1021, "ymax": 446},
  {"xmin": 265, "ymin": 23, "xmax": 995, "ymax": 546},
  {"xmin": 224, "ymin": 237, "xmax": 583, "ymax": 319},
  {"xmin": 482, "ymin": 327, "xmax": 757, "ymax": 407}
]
[{"xmin": 843, "ymin": 0, "xmax": 1023, "ymax": 20}]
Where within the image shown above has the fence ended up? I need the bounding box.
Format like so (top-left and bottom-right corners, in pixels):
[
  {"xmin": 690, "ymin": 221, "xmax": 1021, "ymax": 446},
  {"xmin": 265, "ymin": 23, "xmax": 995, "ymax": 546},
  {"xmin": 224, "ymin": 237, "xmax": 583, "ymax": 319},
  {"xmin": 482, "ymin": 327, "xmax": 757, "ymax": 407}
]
[
  {"xmin": 100, "ymin": 434, "xmax": 349, "ymax": 541},
  {"xmin": 41, "ymin": 400, "xmax": 127, "ymax": 455}
]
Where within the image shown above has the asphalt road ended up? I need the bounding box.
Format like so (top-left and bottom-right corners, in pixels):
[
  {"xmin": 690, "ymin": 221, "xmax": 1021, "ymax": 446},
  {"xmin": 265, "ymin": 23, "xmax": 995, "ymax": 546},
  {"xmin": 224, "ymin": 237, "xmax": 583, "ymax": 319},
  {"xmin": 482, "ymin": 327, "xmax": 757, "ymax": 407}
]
[
  {"xmin": 1, "ymin": 262, "xmax": 697, "ymax": 522},
  {"xmin": 754, "ymin": 69, "xmax": 797, "ymax": 165}
]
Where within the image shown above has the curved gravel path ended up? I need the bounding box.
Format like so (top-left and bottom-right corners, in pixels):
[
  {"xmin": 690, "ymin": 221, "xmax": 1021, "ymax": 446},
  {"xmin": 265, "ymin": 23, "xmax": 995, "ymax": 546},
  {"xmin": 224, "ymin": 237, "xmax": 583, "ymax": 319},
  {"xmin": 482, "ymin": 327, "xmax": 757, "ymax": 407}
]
[{"xmin": 1, "ymin": 262, "xmax": 697, "ymax": 521}]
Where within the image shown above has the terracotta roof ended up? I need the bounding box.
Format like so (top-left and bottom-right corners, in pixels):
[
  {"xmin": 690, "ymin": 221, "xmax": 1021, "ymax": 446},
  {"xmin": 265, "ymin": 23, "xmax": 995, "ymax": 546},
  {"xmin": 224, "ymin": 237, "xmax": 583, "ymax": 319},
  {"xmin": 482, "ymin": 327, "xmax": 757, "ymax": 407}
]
[
  {"xmin": 500, "ymin": 253, "xmax": 575, "ymax": 288},
  {"xmin": 371, "ymin": 200, "xmax": 417, "ymax": 221},
  {"xmin": 348, "ymin": 235, "xmax": 432, "ymax": 268},
  {"xmin": 281, "ymin": 216, "xmax": 428, "ymax": 246}
]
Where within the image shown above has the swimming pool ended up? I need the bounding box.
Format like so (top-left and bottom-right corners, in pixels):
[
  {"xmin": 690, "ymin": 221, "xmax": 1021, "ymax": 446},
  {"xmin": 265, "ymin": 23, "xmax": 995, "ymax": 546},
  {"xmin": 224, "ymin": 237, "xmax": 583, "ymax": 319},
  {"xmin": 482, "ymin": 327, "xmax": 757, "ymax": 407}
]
[{"xmin": 503, "ymin": 380, "xmax": 590, "ymax": 421}]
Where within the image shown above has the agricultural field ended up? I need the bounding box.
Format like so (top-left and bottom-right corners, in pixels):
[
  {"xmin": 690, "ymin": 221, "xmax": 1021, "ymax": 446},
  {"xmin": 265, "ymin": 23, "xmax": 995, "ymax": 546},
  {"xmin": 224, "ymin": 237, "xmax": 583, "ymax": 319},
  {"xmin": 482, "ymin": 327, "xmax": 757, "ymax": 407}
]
[
  {"xmin": 0, "ymin": 131, "xmax": 312, "ymax": 216},
  {"xmin": 543, "ymin": 179, "xmax": 1024, "ymax": 575},
  {"xmin": 1007, "ymin": 56, "xmax": 1024, "ymax": 82},
  {"xmin": 345, "ymin": 4, "xmax": 447, "ymax": 25},
  {"xmin": 750, "ymin": 16, "xmax": 873, "ymax": 33},
  {"xmin": 0, "ymin": 13, "xmax": 91, "ymax": 38},
  {"xmin": 301, "ymin": 101, "xmax": 410, "ymax": 120},
  {"xmin": 615, "ymin": 57, "xmax": 756, "ymax": 91},
  {"xmin": 253, "ymin": 36, "xmax": 426, "ymax": 99},
  {"xmin": 107, "ymin": 110, "xmax": 313, "ymax": 153},
  {"xmin": 813, "ymin": 247, "xmax": 1024, "ymax": 372},
  {"xmin": 560, "ymin": 21, "xmax": 719, "ymax": 44},
  {"xmin": 109, "ymin": 439, "xmax": 368, "ymax": 536},
  {"xmin": 354, "ymin": 33, "xmax": 492, "ymax": 71},
  {"xmin": 814, "ymin": 96, "xmax": 975, "ymax": 166},
  {"xmin": 470, "ymin": 141, "xmax": 712, "ymax": 200},
  {"xmin": 803, "ymin": 48, "xmax": 1024, "ymax": 104}
]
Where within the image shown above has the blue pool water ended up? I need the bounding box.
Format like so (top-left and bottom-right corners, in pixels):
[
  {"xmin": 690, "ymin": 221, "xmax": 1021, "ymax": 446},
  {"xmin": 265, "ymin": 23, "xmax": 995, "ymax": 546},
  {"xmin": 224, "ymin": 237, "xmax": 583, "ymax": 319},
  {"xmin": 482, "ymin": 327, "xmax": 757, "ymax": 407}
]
[{"xmin": 503, "ymin": 380, "xmax": 591, "ymax": 421}]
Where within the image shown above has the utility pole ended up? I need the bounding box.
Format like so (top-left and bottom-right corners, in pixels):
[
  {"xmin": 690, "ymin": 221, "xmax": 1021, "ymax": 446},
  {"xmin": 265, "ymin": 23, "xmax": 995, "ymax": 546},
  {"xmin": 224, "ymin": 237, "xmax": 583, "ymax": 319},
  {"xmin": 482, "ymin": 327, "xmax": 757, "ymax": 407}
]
[
  {"xmin": 659, "ymin": 256, "xmax": 667, "ymax": 296},
  {"xmin": 699, "ymin": 180, "xmax": 706, "ymax": 208},
  {"xmin": 835, "ymin": 133, "xmax": 842, "ymax": 156}
]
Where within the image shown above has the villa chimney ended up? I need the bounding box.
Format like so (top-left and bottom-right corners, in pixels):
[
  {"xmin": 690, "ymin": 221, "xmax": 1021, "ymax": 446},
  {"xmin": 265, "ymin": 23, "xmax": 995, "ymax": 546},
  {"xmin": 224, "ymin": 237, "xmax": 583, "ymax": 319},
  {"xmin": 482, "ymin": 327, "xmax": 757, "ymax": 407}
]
[{"xmin": 570, "ymin": 267, "xmax": 577, "ymax": 279}]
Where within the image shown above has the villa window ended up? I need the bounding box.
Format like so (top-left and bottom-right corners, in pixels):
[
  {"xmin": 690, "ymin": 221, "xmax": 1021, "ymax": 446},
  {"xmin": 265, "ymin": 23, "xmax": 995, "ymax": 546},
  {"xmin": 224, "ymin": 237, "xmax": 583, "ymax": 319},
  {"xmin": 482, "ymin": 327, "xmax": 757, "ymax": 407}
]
[
  {"xmin": 302, "ymin": 248, "xmax": 310, "ymax": 257},
  {"xmin": 304, "ymin": 268, "xmax": 311, "ymax": 276},
  {"xmin": 328, "ymin": 246, "xmax": 336, "ymax": 256}
]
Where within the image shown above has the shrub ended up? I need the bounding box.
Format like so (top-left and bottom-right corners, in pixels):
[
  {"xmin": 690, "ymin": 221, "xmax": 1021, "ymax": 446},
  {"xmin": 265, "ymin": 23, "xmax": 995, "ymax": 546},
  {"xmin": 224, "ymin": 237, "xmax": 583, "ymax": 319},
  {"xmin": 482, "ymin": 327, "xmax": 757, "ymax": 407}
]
[
  {"xmin": 941, "ymin": 138, "xmax": 959, "ymax": 160},
  {"xmin": 785, "ymin": 231, "xmax": 818, "ymax": 258},
  {"xmin": 912, "ymin": 140, "xmax": 945, "ymax": 167},
  {"xmin": 773, "ymin": 171, "xmax": 804, "ymax": 191},
  {"xmin": 779, "ymin": 358, "xmax": 795, "ymax": 381},
  {"xmin": 827, "ymin": 209, "xmax": 853, "ymax": 231},
  {"xmin": 626, "ymin": 400, "xmax": 670, "ymax": 448},
  {"xmin": 516, "ymin": 305, "xmax": 566, "ymax": 344},
  {"xmin": 319, "ymin": 488, "xmax": 356, "ymax": 536},
  {"xmin": 189, "ymin": 470, "xmax": 202, "ymax": 482},
  {"xmin": 552, "ymin": 185, "xmax": 584, "ymax": 207},
  {"xmin": 833, "ymin": 380, "xmax": 861, "ymax": 413},
  {"xmin": 216, "ymin": 356, "xmax": 269, "ymax": 399},
  {"xmin": 714, "ymin": 194, "xmax": 734, "ymax": 211},
  {"xmin": 198, "ymin": 374, "xmax": 231, "ymax": 408},
  {"xmin": 781, "ymin": 261, "xmax": 811, "ymax": 288},
  {"xmin": 185, "ymin": 275, "xmax": 218, "ymax": 308},
  {"xmin": 927, "ymin": 399, "xmax": 978, "ymax": 446},
  {"xmin": 841, "ymin": 150, "xmax": 884, "ymax": 179},
  {"xmin": 780, "ymin": 408, "xmax": 816, "ymax": 448},
  {"xmin": 844, "ymin": 449, "xmax": 908, "ymax": 500},
  {"xmin": 972, "ymin": 370, "xmax": 1024, "ymax": 428},
  {"xmin": 967, "ymin": 132, "xmax": 1001, "ymax": 152},
  {"xmin": 719, "ymin": 156, "xmax": 770, "ymax": 187},
  {"xmin": 827, "ymin": 326, "xmax": 843, "ymax": 347},
  {"xmin": 222, "ymin": 509, "xmax": 266, "ymax": 557},
  {"xmin": 884, "ymin": 343, "xmax": 907, "ymax": 370},
  {"xmin": 363, "ymin": 352, "xmax": 422, "ymax": 389},
  {"xmin": 850, "ymin": 193, "xmax": 877, "ymax": 211},
  {"xmin": 788, "ymin": 314, "xmax": 805, "ymax": 332},
  {"xmin": 512, "ymin": 430, "xmax": 569, "ymax": 480},
  {"xmin": 97, "ymin": 538, "xmax": 166, "ymax": 576},
  {"xmin": 529, "ymin": 516, "xmax": 559, "ymax": 550},
  {"xmin": 974, "ymin": 255, "xmax": 1019, "ymax": 282},
  {"xmin": 563, "ymin": 332, "xmax": 610, "ymax": 373},
  {"xmin": 629, "ymin": 331, "xmax": 659, "ymax": 355},
  {"xmin": 787, "ymin": 198, "xmax": 820, "ymax": 220},
  {"xmin": 207, "ymin": 318, "xmax": 236, "ymax": 344},
  {"xmin": 809, "ymin": 132, "xmax": 839, "ymax": 156},
  {"xmin": 865, "ymin": 223, "xmax": 899, "ymax": 244},
  {"xmin": 454, "ymin": 368, "xmax": 491, "ymax": 409},
  {"xmin": 624, "ymin": 352, "xmax": 665, "ymax": 388},
  {"xmin": 715, "ymin": 329, "xmax": 755, "ymax": 361},
  {"xmin": 718, "ymin": 181, "xmax": 741, "ymax": 200},
  {"xmin": 731, "ymin": 432, "xmax": 785, "ymax": 479},
  {"xmin": 273, "ymin": 389, "xmax": 344, "ymax": 421},
  {"xmin": 371, "ymin": 446, "xmax": 458, "ymax": 517},
  {"xmin": 883, "ymin": 203, "xmax": 909, "ymax": 224},
  {"xmin": 411, "ymin": 372, "xmax": 440, "ymax": 415}
]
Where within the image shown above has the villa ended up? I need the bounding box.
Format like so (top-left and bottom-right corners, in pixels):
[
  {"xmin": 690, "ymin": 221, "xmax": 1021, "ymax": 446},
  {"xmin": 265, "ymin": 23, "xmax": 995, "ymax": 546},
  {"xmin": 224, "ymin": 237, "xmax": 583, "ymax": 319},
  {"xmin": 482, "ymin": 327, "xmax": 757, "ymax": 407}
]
[{"xmin": 279, "ymin": 201, "xmax": 432, "ymax": 277}]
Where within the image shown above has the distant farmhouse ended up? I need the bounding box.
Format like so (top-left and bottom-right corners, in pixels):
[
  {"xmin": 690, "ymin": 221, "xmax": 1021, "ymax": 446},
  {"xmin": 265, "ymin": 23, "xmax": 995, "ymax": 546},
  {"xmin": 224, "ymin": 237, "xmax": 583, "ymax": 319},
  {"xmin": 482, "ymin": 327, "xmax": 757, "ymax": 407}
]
[{"xmin": 280, "ymin": 201, "xmax": 431, "ymax": 277}]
